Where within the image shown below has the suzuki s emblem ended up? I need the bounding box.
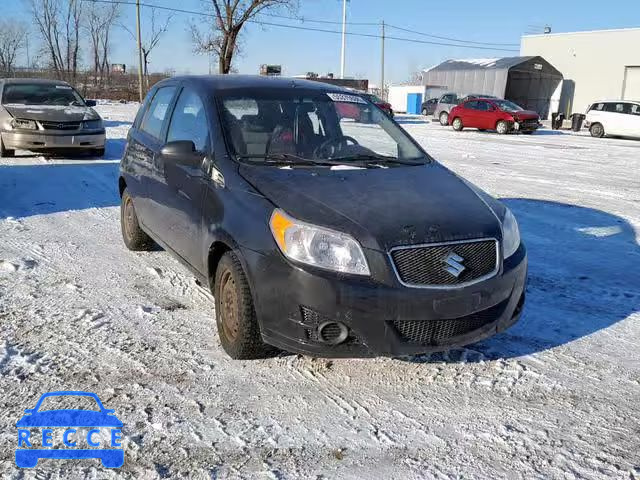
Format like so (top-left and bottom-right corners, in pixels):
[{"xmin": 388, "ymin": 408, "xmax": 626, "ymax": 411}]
[{"xmin": 443, "ymin": 252, "xmax": 466, "ymax": 278}]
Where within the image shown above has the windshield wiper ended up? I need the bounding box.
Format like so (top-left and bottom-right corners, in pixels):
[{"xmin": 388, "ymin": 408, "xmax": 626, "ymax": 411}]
[
  {"xmin": 332, "ymin": 153, "xmax": 426, "ymax": 166},
  {"xmin": 237, "ymin": 153, "xmax": 350, "ymax": 167}
]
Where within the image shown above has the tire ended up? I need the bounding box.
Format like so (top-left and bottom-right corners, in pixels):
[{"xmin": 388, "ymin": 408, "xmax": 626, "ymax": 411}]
[
  {"xmin": 589, "ymin": 123, "xmax": 605, "ymax": 138},
  {"xmin": 439, "ymin": 111, "xmax": 449, "ymax": 126},
  {"xmin": 120, "ymin": 188, "xmax": 155, "ymax": 251},
  {"xmin": 452, "ymin": 117, "xmax": 463, "ymax": 131},
  {"xmin": 421, "ymin": 108, "xmax": 428, "ymax": 116},
  {"xmin": 214, "ymin": 251, "xmax": 273, "ymax": 360},
  {"xmin": 0, "ymin": 136, "xmax": 15, "ymax": 158},
  {"xmin": 496, "ymin": 120, "xmax": 509, "ymax": 135}
]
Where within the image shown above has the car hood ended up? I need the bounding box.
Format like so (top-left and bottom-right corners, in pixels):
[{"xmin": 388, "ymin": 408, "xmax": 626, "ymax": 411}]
[
  {"xmin": 239, "ymin": 162, "xmax": 504, "ymax": 251},
  {"xmin": 3, "ymin": 104, "xmax": 100, "ymax": 122},
  {"xmin": 16, "ymin": 410, "xmax": 123, "ymax": 427},
  {"xmin": 512, "ymin": 110, "xmax": 539, "ymax": 120}
]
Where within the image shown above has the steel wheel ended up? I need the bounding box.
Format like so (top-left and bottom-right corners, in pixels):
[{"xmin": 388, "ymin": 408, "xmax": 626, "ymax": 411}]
[
  {"xmin": 219, "ymin": 270, "xmax": 239, "ymax": 341},
  {"xmin": 120, "ymin": 187, "xmax": 154, "ymax": 251},
  {"xmin": 590, "ymin": 123, "xmax": 604, "ymax": 138}
]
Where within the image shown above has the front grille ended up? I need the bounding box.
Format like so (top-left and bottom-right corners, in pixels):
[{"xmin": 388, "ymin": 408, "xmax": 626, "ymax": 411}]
[
  {"xmin": 40, "ymin": 121, "xmax": 81, "ymax": 131},
  {"xmin": 392, "ymin": 300, "xmax": 508, "ymax": 345},
  {"xmin": 390, "ymin": 239, "xmax": 497, "ymax": 287}
]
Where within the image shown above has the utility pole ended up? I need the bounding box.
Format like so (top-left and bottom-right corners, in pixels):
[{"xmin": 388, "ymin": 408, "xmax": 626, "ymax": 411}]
[
  {"xmin": 380, "ymin": 20, "xmax": 385, "ymax": 100},
  {"xmin": 135, "ymin": 0, "xmax": 144, "ymax": 102},
  {"xmin": 340, "ymin": 0, "xmax": 347, "ymax": 78}
]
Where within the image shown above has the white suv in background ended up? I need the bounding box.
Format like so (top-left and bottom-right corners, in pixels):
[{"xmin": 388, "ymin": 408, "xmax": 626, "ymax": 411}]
[{"xmin": 585, "ymin": 100, "xmax": 640, "ymax": 139}]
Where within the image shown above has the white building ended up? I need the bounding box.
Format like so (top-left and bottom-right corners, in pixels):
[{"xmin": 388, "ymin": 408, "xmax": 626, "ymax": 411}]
[{"xmin": 521, "ymin": 27, "xmax": 640, "ymax": 114}]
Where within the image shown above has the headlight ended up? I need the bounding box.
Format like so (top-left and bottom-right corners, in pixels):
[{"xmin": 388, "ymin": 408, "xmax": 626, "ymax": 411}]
[
  {"xmin": 11, "ymin": 118, "xmax": 37, "ymax": 130},
  {"xmin": 269, "ymin": 209, "xmax": 370, "ymax": 276},
  {"xmin": 502, "ymin": 208, "xmax": 521, "ymax": 258},
  {"xmin": 82, "ymin": 119, "xmax": 103, "ymax": 130}
]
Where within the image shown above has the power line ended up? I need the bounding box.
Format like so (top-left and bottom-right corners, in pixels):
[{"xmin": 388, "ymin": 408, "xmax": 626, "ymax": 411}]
[
  {"xmin": 81, "ymin": 0, "xmax": 519, "ymax": 52},
  {"xmin": 385, "ymin": 23, "xmax": 520, "ymax": 47}
]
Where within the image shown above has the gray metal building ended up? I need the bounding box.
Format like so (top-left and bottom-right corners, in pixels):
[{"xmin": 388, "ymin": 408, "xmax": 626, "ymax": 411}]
[{"xmin": 421, "ymin": 56, "xmax": 563, "ymax": 119}]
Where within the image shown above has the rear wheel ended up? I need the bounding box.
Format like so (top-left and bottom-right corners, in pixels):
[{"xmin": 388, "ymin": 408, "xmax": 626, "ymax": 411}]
[
  {"xmin": 0, "ymin": 136, "xmax": 15, "ymax": 158},
  {"xmin": 421, "ymin": 108, "xmax": 428, "ymax": 116},
  {"xmin": 452, "ymin": 117, "xmax": 463, "ymax": 131},
  {"xmin": 439, "ymin": 111, "xmax": 449, "ymax": 126},
  {"xmin": 120, "ymin": 188, "xmax": 155, "ymax": 251},
  {"xmin": 589, "ymin": 123, "xmax": 605, "ymax": 138},
  {"xmin": 496, "ymin": 121, "xmax": 509, "ymax": 135},
  {"xmin": 214, "ymin": 251, "xmax": 273, "ymax": 360}
]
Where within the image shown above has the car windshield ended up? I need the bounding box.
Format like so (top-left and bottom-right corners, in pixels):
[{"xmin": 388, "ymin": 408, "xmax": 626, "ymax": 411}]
[
  {"xmin": 2, "ymin": 83, "xmax": 86, "ymax": 106},
  {"xmin": 364, "ymin": 94, "xmax": 383, "ymax": 103},
  {"xmin": 493, "ymin": 100, "xmax": 524, "ymax": 112},
  {"xmin": 218, "ymin": 90, "xmax": 428, "ymax": 167}
]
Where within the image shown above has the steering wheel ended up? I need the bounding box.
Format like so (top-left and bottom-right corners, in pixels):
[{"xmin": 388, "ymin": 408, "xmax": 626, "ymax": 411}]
[{"xmin": 314, "ymin": 136, "xmax": 359, "ymax": 159}]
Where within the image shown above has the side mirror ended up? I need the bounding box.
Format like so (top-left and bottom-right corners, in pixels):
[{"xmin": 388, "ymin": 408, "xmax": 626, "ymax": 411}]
[
  {"xmin": 85, "ymin": 99, "xmax": 97, "ymax": 107},
  {"xmin": 161, "ymin": 140, "xmax": 197, "ymax": 157}
]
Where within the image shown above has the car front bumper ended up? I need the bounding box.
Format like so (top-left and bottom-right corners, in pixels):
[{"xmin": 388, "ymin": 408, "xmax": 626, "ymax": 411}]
[
  {"xmin": 243, "ymin": 242, "xmax": 528, "ymax": 358},
  {"xmin": 1, "ymin": 129, "xmax": 106, "ymax": 151}
]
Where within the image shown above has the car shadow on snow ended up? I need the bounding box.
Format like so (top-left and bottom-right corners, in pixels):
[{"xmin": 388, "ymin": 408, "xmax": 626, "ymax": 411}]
[
  {"xmin": 0, "ymin": 161, "xmax": 121, "ymax": 219},
  {"xmin": 406, "ymin": 198, "xmax": 640, "ymax": 363}
]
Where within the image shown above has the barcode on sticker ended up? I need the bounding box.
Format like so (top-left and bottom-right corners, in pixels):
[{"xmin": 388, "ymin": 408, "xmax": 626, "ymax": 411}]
[{"xmin": 326, "ymin": 93, "xmax": 367, "ymax": 104}]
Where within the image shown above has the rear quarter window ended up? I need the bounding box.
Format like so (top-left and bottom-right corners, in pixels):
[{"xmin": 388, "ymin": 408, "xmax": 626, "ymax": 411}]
[{"xmin": 140, "ymin": 86, "xmax": 177, "ymax": 140}]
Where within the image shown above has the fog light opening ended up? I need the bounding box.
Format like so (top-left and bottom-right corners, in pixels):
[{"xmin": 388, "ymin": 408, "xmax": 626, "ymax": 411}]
[{"xmin": 317, "ymin": 321, "xmax": 349, "ymax": 345}]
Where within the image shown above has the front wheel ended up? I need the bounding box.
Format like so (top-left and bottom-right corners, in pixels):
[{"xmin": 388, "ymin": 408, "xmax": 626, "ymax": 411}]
[
  {"xmin": 214, "ymin": 251, "xmax": 273, "ymax": 360},
  {"xmin": 452, "ymin": 117, "xmax": 463, "ymax": 131},
  {"xmin": 589, "ymin": 123, "xmax": 605, "ymax": 138},
  {"xmin": 421, "ymin": 108, "xmax": 428, "ymax": 116},
  {"xmin": 496, "ymin": 121, "xmax": 509, "ymax": 135},
  {"xmin": 439, "ymin": 111, "xmax": 449, "ymax": 126}
]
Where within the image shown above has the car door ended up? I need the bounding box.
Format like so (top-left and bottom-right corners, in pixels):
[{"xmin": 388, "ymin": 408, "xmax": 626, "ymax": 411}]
[
  {"xmin": 603, "ymin": 102, "xmax": 626, "ymax": 135},
  {"xmin": 474, "ymin": 100, "xmax": 494, "ymax": 129},
  {"xmin": 461, "ymin": 100, "xmax": 479, "ymax": 127},
  {"xmin": 628, "ymin": 103, "xmax": 640, "ymax": 138},
  {"xmin": 133, "ymin": 85, "xmax": 179, "ymax": 235},
  {"xmin": 152, "ymin": 87, "xmax": 212, "ymax": 272}
]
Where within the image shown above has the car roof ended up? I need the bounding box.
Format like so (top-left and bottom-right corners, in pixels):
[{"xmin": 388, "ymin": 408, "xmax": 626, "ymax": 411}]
[
  {"xmin": 156, "ymin": 74, "xmax": 352, "ymax": 93},
  {"xmin": 1, "ymin": 77, "xmax": 71, "ymax": 86},
  {"xmin": 592, "ymin": 99, "xmax": 640, "ymax": 104}
]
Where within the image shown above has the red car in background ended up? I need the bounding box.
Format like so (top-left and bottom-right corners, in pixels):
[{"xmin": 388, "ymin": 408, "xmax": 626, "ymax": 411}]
[
  {"xmin": 361, "ymin": 93, "xmax": 394, "ymax": 118},
  {"xmin": 449, "ymin": 98, "xmax": 540, "ymax": 134}
]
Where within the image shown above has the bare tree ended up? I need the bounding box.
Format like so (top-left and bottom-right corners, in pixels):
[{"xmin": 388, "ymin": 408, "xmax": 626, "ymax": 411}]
[
  {"xmin": 86, "ymin": 2, "xmax": 120, "ymax": 80},
  {"xmin": 191, "ymin": 0, "xmax": 298, "ymax": 74},
  {"xmin": 0, "ymin": 20, "xmax": 28, "ymax": 73},
  {"xmin": 121, "ymin": 9, "xmax": 173, "ymax": 87},
  {"xmin": 28, "ymin": 0, "xmax": 83, "ymax": 81}
]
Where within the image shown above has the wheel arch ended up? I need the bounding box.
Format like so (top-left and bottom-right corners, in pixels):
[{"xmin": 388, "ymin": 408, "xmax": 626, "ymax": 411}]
[{"xmin": 118, "ymin": 176, "xmax": 127, "ymax": 198}]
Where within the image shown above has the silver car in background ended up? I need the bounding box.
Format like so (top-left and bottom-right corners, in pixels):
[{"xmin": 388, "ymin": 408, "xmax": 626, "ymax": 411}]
[
  {"xmin": 0, "ymin": 78, "xmax": 105, "ymax": 157},
  {"xmin": 433, "ymin": 93, "xmax": 498, "ymax": 126}
]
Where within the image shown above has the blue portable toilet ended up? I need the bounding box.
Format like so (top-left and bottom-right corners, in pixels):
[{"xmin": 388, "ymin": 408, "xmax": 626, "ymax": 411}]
[{"xmin": 407, "ymin": 93, "xmax": 423, "ymax": 114}]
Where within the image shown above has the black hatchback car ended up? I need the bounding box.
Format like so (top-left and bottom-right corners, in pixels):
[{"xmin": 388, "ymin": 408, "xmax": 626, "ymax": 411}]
[{"xmin": 119, "ymin": 75, "xmax": 527, "ymax": 359}]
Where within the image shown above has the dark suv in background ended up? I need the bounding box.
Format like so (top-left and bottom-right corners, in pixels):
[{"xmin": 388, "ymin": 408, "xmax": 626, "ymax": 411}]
[{"xmin": 119, "ymin": 75, "xmax": 527, "ymax": 360}]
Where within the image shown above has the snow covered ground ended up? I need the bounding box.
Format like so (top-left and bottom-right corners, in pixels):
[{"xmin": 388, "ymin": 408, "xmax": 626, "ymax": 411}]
[{"xmin": 1, "ymin": 105, "xmax": 639, "ymax": 479}]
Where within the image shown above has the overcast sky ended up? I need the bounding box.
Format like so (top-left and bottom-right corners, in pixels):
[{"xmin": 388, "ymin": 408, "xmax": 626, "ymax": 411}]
[{"xmin": 6, "ymin": 0, "xmax": 640, "ymax": 84}]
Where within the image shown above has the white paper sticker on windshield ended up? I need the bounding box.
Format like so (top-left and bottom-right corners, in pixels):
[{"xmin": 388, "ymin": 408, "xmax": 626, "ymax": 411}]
[
  {"xmin": 55, "ymin": 85, "xmax": 73, "ymax": 89},
  {"xmin": 326, "ymin": 93, "xmax": 367, "ymax": 104}
]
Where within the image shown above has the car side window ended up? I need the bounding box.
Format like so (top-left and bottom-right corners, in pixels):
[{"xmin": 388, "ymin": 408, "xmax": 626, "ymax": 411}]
[
  {"xmin": 630, "ymin": 104, "xmax": 640, "ymax": 115},
  {"xmin": 465, "ymin": 101, "xmax": 478, "ymax": 110},
  {"xmin": 166, "ymin": 88, "xmax": 209, "ymax": 152},
  {"xmin": 140, "ymin": 86, "xmax": 177, "ymax": 140},
  {"xmin": 476, "ymin": 101, "xmax": 490, "ymax": 111},
  {"xmin": 589, "ymin": 103, "xmax": 605, "ymax": 112},
  {"xmin": 603, "ymin": 102, "xmax": 626, "ymax": 114},
  {"xmin": 441, "ymin": 94, "xmax": 456, "ymax": 104}
]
